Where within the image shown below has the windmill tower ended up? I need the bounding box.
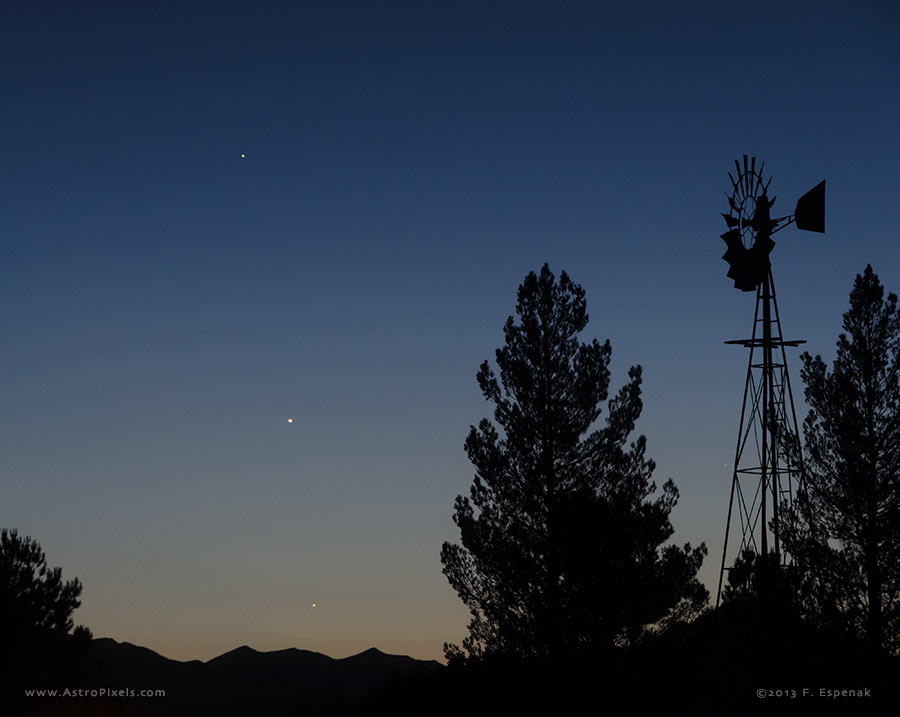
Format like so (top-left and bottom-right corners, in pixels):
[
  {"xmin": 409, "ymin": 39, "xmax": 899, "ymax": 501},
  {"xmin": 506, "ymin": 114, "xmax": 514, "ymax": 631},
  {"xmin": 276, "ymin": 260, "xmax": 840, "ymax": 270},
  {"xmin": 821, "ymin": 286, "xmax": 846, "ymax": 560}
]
[{"xmin": 715, "ymin": 156, "xmax": 825, "ymax": 607}]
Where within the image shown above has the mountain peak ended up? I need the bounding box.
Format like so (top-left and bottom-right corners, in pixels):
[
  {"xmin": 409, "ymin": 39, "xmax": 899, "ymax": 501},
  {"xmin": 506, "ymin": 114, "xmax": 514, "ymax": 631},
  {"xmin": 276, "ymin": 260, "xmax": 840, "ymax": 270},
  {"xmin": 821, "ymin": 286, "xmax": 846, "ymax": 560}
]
[
  {"xmin": 338, "ymin": 646, "xmax": 412, "ymax": 665},
  {"xmin": 207, "ymin": 644, "xmax": 260, "ymax": 663},
  {"xmin": 228, "ymin": 644, "xmax": 258, "ymax": 655}
]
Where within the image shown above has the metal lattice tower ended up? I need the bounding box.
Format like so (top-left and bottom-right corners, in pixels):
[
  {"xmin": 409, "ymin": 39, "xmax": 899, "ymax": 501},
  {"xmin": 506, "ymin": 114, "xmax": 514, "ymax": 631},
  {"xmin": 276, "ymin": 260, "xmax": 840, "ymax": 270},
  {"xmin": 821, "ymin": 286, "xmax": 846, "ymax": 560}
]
[
  {"xmin": 715, "ymin": 268, "xmax": 805, "ymax": 606},
  {"xmin": 714, "ymin": 156, "xmax": 825, "ymax": 607}
]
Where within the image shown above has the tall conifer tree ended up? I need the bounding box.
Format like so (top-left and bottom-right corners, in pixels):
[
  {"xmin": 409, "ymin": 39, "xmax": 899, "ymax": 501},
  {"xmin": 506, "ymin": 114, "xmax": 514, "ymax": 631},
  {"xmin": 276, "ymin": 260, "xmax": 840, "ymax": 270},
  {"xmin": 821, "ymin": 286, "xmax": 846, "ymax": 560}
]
[
  {"xmin": 441, "ymin": 265, "xmax": 707, "ymax": 660},
  {"xmin": 785, "ymin": 265, "xmax": 900, "ymax": 655}
]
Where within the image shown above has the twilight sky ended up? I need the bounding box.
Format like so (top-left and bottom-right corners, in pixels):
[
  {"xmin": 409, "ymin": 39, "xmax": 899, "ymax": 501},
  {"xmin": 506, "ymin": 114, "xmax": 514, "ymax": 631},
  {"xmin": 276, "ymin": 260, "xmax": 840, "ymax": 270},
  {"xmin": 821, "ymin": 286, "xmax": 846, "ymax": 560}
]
[{"xmin": 2, "ymin": 1, "xmax": 898, "ymax": 663}]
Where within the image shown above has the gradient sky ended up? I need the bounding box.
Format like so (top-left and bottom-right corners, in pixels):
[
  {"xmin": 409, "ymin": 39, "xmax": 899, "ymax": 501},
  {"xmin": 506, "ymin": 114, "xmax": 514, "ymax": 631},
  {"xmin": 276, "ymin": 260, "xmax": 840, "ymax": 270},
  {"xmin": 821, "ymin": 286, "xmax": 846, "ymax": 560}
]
[{"xmin": 2, "ymin": 1, "xmax": 899, "ymax": 663}]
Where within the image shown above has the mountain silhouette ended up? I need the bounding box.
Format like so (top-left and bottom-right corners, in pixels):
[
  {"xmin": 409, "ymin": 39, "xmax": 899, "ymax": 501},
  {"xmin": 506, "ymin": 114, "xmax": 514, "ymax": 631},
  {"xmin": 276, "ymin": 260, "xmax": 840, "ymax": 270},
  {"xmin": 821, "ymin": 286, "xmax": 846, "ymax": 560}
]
[{"xmin": 71, "ymin": 638, "xmax": 442, "ymax": 716}]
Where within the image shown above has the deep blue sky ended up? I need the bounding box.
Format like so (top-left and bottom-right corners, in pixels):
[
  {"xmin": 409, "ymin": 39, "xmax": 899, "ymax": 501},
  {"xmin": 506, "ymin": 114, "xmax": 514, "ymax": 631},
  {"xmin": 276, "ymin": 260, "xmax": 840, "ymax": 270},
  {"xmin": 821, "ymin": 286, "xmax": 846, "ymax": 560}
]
[{"xmin": 2, "ymin": 1, "xmax": 898, "ymax": 661}]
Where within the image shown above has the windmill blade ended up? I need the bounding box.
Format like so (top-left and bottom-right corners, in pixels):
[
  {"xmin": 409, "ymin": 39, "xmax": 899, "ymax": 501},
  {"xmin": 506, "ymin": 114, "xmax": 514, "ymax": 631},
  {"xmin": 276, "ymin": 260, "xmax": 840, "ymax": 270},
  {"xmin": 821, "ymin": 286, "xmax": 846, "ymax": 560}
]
[
  {"xmin": 722, "ymin": 246, "xmax": 746, "ymax": 265},
  {"xmin": 721, "ymin": 212, "xmax": 741, "ymax": 228}
]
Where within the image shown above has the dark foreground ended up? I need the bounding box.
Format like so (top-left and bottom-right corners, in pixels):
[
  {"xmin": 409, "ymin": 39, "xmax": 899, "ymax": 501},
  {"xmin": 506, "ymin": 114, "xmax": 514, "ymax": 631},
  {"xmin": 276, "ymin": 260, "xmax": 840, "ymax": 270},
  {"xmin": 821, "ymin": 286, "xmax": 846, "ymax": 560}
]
[{"xmin": 6, "ymin": 605, "xmax": 899, "ymax": 716}]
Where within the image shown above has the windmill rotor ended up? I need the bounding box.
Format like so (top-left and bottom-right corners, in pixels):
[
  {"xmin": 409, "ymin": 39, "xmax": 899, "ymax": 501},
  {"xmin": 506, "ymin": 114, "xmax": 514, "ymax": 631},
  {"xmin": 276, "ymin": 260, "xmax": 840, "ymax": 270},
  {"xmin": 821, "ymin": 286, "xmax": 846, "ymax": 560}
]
[
  {"xmin": 720, "ymin": 155, "xmax": 825, "ymax": 291},
  {"xmin": 720, "ymin": 155, "xmax": 776, "ymax": 291}
]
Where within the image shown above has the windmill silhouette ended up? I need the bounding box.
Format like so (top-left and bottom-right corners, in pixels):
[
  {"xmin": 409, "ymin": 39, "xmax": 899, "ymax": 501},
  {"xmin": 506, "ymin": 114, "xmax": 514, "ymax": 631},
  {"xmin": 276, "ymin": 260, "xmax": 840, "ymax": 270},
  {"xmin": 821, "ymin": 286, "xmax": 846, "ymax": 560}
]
[{"xmin": 715, "ymin": 155, "xmax": 825, "ymax": 607}]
